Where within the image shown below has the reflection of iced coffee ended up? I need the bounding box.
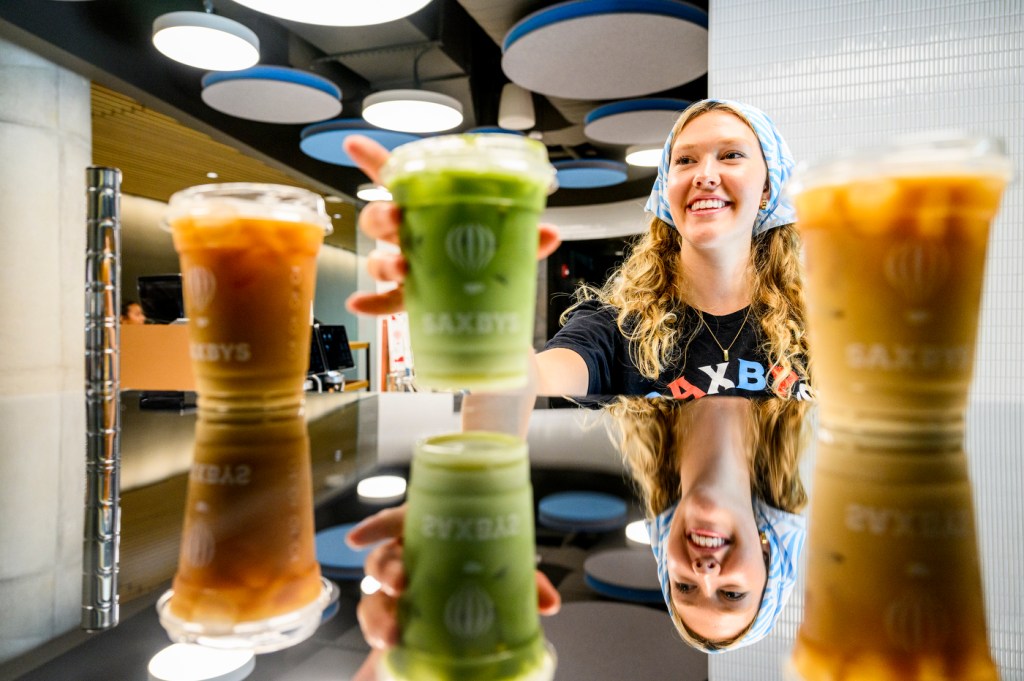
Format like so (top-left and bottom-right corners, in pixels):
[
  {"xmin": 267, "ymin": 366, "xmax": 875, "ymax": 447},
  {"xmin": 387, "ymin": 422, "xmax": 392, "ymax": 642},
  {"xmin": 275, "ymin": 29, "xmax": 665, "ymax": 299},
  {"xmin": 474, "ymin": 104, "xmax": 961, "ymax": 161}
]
[
  {"xmin": 793, "ymin": 141, "xmax": 1010, "ymax": 434},
  {"xmin": 165, "ymin": 184, "xmax": 331, "ymax": 413},
  {"xmin": 789, "ymin": 439, "xmax": 996, "ymax": 681},
  {"xmin": 159, "ymin": 415, "xmax": 325, "ymax": 651}
]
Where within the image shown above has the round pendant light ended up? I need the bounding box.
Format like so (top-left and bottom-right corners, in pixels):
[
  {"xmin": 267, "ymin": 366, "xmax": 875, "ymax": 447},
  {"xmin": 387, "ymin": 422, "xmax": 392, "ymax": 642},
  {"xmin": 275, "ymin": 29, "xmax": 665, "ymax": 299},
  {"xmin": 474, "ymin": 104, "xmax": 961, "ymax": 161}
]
[
  {"xmin": 300, "ymin": 119, "xmax": 419, "ymax": 167},
  {"xmin": 362, "ymin": 89, "xmax": 463, "ymax": 133},
  {"xmin": 553, "ymin": 159, "xmax": 630, "ymax": 189},
  {"xmin": 152, "ymin": 11, "xmax": 260, "ymax": 71},
  {"xmin": 356, "ymin": 184, "xmax": 394, "ymax": 202},
  {"xmin": 625, "ymin": 145, "xmax": 663, "ymax": 167},
  {"xmin": 502, "ymin": 0, "xmax": 708, "ymax": 100},
  {"xmin": 584, "ymin": 98, "xmax": 689, "ymax": 145},
  {"xmin": 231, "ymin": 0, "xmax": 433, "ymax": 26},
  {"xmin": 201, "ymin": 66, "xmax": 342, "ymax": 123},
  {"xmin": 148, "ymin": 644, "xmax": 255, "ymax": 681}
]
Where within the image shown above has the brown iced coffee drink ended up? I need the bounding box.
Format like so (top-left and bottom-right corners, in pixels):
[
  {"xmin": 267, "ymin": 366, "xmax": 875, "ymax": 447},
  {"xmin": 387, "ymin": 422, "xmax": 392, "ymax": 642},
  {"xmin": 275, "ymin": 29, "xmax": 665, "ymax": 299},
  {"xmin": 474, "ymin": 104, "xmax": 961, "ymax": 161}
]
[
  {"xmin": 793, "ymin": 140, "xmax": 1010, "ymax": 435},
  {"xmin": 165, "ymin": 184, "xmax": 331, "ymax": 413}
]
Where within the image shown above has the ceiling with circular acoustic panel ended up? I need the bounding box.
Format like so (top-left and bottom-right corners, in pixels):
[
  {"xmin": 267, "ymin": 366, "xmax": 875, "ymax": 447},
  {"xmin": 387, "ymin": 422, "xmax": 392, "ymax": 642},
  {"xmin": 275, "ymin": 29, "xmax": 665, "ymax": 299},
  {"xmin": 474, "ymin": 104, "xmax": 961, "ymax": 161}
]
[
  {"xmin": 502, "ymin": 0, "xmax": 708, "ymax": 100},
  {"xmin": 584, "ymin": 98, "xmax": 690, "ymax": 145},
  {"xmin": 201, "ymin": 66, "xmax": 342, "ymax": 124}
]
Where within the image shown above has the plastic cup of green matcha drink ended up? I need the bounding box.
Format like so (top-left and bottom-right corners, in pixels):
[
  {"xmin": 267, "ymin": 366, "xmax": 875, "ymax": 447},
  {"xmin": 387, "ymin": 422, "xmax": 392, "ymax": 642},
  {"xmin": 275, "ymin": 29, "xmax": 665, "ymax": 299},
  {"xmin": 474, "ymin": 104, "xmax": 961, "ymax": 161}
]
[
  {"xmin": 380, "ymin": 134, "xmax": 556, "ymax": 391},
  {"xmin": 379, "ymin": 432, "xmax": 556, "ymax": 681}
]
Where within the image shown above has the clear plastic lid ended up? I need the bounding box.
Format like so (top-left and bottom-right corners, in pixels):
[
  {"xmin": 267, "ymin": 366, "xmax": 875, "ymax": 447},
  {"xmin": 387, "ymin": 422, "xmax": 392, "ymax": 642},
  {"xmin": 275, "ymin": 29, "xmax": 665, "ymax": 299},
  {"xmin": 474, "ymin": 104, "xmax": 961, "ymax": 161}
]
[
  {"xmin": 162, "ymin": 182, "xmax": 333, "ymax": 234},
  {"xmin": 788, "ymin": 131, "xmax": 1014, "ymax": 194},
  {"xmin": 380, "ymin": 133, "xmax": 557, "ymax": 192}
]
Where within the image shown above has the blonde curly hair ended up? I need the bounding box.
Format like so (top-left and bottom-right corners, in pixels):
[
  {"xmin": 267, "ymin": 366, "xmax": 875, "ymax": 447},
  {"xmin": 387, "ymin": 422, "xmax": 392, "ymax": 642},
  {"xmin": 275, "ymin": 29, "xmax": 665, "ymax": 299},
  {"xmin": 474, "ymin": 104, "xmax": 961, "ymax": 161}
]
[
  {"xmin": 562, "ymin": 101, "xmax": 808, "ymax": 394},
  {"xmin": 607, "ymin": 395, "xmax": 810, "ymax": 650}
]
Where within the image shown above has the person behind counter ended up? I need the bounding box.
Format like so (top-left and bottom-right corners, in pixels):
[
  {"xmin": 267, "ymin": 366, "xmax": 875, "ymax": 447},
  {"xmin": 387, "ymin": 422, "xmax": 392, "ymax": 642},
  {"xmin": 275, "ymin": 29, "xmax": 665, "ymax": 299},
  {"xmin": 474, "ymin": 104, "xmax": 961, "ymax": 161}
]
[
  {"xmin": 609, "ymin": 395, "xmax": 809, "ymax": 651},
  {"xmin": 345, "ymin": 99, "xmax": 810, "ymax": 400},
  {"xmin": 120, "ymin": 299, "xmax": 146, "ymax": 325}
]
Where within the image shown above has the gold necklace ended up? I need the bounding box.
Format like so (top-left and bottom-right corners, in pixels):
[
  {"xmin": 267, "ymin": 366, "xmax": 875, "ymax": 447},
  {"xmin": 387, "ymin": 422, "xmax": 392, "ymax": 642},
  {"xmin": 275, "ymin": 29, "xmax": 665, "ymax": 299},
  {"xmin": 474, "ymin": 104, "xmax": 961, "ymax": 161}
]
[{"xmin": 696, "ymin": 307, "xmax": 750, "ymax": 362}]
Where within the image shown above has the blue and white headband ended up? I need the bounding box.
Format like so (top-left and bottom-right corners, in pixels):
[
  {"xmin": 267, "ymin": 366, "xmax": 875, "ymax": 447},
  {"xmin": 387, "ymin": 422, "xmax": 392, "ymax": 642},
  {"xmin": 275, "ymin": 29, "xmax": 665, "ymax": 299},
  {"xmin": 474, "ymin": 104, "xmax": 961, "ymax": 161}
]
[
  {"xmin": 648, "ymin": 496, "xmax": 806, "ymax": 652},
  {"xmin": 644, "ymin": 99, "xmax": 798, "ymax": 236}
]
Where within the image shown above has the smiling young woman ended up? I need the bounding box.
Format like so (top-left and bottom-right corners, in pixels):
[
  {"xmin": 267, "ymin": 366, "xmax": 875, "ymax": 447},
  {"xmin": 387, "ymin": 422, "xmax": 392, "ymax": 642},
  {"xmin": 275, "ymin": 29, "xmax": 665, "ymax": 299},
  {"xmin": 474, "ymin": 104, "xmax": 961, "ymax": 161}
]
[{"xmin": 541, "ymin": 99, "xmax": 810, "ymax": 399}]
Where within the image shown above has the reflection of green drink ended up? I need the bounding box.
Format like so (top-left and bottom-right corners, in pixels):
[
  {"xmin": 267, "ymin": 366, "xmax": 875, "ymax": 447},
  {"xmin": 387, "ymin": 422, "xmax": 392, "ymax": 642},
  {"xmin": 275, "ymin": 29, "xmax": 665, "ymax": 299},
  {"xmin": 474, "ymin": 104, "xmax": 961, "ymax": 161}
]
[
  {"xmin": 381, "ymin": 135, "xmax": 555, "ymax": 391},
  {"xmin": 381, "ymin": 433, "xmax": 555, "ymax": 681}
]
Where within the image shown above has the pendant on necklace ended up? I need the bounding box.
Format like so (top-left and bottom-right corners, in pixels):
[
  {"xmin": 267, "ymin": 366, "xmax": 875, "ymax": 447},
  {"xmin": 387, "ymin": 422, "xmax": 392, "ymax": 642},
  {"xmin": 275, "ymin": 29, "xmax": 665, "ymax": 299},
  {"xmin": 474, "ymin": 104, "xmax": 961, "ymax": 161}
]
[{"xmin": 723, "ymin": 350, "xmax": 729, "ymax": 362}]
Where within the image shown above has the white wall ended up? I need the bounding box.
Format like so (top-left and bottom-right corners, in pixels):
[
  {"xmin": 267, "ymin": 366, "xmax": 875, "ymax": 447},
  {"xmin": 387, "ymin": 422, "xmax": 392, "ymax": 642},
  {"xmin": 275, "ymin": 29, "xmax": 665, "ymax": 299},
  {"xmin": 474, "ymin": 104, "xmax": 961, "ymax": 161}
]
[
  {"xmin": 0, "ymin": 38, "xmax": 90, "ymax": 663},
  {"xmin": 708, "ymin": 1, "xmax": 1023, "ymax": 679}
]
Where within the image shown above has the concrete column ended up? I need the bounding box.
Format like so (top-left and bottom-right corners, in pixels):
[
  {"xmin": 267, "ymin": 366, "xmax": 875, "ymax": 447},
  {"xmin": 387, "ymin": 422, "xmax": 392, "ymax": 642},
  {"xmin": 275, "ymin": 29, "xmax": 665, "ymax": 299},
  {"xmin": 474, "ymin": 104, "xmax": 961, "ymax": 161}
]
[{"xmin": 0, "ymin": 37, "xmax": 91, "ymax": 663}]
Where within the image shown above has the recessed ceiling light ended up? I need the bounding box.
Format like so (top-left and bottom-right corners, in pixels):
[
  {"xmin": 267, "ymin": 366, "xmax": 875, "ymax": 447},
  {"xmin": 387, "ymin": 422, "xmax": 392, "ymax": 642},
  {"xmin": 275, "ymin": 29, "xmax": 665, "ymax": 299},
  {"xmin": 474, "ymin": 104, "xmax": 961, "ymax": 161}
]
[
  {"xmin": 332, "ymin": 213, "xmax": 342, "ymax": 219},
  {"xmin": 152, "ymin": 11, "xmax": 259, "ymax": 72},
  {"xmin": 356, "ymin": 184, "xmax": 393, "ymax": 202},
  {"xmin": 625, "ymin": 145, "xmax": 662, "ymax": 167},
  {"xmin": 356, "ymin": 475, "xmax": 407, "ymax": 500},
  {"xmin": 362, "ymin": 90, "xmax": 463, "ymax": 134},
  {"xmin": 206, "ymin": 171, "xmax": 219, "ymax": 179},
  {"xmin": 231, "ymin": 0, "xmax": 433, "ymax": 26}
]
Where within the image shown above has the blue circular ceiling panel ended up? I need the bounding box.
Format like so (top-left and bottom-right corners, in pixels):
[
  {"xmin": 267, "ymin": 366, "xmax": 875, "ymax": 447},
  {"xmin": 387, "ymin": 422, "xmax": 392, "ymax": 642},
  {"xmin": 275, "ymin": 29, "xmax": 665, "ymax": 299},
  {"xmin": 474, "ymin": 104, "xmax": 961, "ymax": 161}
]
[
  {"xmin": 300, "ymin": 119, "xmax": 419, "ymax": 167},
  {"xmin": 202, "ymin": 66, "xmax": 342, "ymax": 124},
  {"xmin": 553, "ymin": 159, "xmax": 630, "ymax": 189},
  {"xmin": 502, "ymin": 0, "xmax": 708, "ymax": 100},
  {"xmin": 584, "ymin": 98, "xmax": 690, "ymax": 145}
]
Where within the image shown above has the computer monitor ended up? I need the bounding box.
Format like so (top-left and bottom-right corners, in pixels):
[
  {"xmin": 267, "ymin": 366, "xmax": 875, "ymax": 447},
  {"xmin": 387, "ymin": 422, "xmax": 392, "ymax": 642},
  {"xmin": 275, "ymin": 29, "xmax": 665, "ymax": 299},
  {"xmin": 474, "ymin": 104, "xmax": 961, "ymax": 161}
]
[
  {"xmin": 308, "ymin": 324, "xmax": 355, "ymax": 375},
  {"xmin": 136, "ymin": 274, "xmax": 184, "ymax": 324}
]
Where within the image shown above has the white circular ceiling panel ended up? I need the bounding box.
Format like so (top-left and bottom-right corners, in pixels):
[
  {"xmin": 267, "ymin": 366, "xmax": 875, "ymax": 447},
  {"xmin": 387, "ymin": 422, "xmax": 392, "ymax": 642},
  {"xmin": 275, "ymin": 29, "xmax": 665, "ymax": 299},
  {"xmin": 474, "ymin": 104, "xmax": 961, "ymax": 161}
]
[{"xmin": 502, "ymin": 0, "xmax": 708, "ymax": 100}]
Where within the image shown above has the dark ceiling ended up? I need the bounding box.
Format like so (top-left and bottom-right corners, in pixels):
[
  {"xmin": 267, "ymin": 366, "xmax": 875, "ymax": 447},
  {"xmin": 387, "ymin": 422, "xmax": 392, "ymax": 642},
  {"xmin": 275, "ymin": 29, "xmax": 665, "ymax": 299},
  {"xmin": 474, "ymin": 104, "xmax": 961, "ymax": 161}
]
[{"xmin": 0, "ymin": 0, "xmax": 708, "ymax": 210}]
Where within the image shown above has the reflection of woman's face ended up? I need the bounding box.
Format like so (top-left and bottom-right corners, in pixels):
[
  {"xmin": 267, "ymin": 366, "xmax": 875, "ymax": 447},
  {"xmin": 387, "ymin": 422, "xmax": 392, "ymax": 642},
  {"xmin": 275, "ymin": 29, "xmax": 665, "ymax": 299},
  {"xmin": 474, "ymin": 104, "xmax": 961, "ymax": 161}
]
[{"xmin": 664, "ymin": 397, "xmax": 768, "ymax": 641}]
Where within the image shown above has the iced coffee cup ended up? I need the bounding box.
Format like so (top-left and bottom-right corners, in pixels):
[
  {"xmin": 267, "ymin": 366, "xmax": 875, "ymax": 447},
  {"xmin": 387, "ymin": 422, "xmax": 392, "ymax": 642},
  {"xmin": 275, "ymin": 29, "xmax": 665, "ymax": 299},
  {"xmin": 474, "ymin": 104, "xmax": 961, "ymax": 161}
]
[
  {"xmin": 157, "ymin": 414, "xmax": 329, "ymax": 652},
  {"xmin": 789, "ymin": 134, "xmax": 1012, "ymax": 437},
  {"xmin": 380, "ymin": 134, "xmax": 556, "ymax": 392},
  {"xmin": 164, "ymin": 183, "xmax": 332, "ymax": 413},
  {"xmin": 381, "ymin": 432, "xmax": 556, "ymax": 681},
  {"xmin": 787, "ymin": 438, "xmax": 997, "ymax": 681}
]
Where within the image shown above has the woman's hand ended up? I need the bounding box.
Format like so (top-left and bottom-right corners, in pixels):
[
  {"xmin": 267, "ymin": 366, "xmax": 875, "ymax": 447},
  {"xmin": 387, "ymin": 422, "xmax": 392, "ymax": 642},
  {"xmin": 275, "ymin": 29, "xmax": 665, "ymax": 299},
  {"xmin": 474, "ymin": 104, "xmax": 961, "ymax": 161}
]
[
  {"xmin": 346, "ymin": 504, "xmax": 562, "ymax": 681},
  {"xmin": 342, "ymin": 135, "xmax": 562, "ymax": 317}
]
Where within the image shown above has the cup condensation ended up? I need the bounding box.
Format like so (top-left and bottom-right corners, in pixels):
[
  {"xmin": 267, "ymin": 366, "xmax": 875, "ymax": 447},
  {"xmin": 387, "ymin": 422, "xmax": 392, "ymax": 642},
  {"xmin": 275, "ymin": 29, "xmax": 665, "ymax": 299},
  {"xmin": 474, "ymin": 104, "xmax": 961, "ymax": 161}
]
[
  {"xmin": 789, "ymin": 134, "xmax": 1012, "ymax": 437},
  {"xmin": 164, "ymin": 183, "xmax": 332, "ymax": 413},
  {"xmin": 157, "ymin": 414, "xmax": 328, "ymax": 652},
  {"xmin": 380, "ymin": 134, "xmax": 556, "ymax": 392},
  {"xmin": 381, "ymin": 432, "xmax": 556, "ymax": 681}
]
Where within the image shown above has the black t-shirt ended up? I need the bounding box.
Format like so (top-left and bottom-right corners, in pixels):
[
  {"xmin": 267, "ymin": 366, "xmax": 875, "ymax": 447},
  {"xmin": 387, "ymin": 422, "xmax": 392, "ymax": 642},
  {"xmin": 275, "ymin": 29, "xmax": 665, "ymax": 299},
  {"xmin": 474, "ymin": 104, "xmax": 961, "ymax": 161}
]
[{"xmin": 544, "ymin": 300, "xmax": 811, "ymax": 401}]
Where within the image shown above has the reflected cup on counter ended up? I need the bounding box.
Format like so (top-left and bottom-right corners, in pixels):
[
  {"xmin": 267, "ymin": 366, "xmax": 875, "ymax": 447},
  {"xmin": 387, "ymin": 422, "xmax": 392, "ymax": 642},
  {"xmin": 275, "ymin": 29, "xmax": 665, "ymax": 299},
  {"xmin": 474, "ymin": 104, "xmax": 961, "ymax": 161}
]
[
  {"xmin": 381, "ymin": 432, "xmax": 556, "ymax": 681},
  {"xmin": 157, "ymin": 414, "xmax": 329, "ymax": 653},
  {"xmin": 789, "ymin": 134, "xmax": 1012, "ymax": 437},
  {"xmin": 380, "ymin": 134, "xmax": 556, "ymax": 392},
  {"xmin": 163, "ymin": 183, "xmax": 332, "ymax": 413},
  {"xmin": 787, "ymin": 439, "xmax": 997, "ymax": 681}
]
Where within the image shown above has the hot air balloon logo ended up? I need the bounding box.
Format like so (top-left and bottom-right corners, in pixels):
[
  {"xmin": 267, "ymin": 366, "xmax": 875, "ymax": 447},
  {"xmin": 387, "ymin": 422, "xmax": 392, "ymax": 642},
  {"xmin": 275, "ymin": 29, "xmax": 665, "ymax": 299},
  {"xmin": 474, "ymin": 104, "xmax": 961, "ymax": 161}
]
[
  {"xmin": 445, "ymin": 224, "xmax": 496, "ymax": 274},
  {"xmin": 184, "ymin": 266, "xmax": 217, "ymax": 312},
  {"xmin": 884, "ymin": 591, "xmax": 951, "ymax": 651},
  {"xmin": 443, "ymin": 583, "xmax": 495, "ymax": 639},
  {"xmin": 883, "ymin": 240, "xmax": 950, "ymax": 304}
]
